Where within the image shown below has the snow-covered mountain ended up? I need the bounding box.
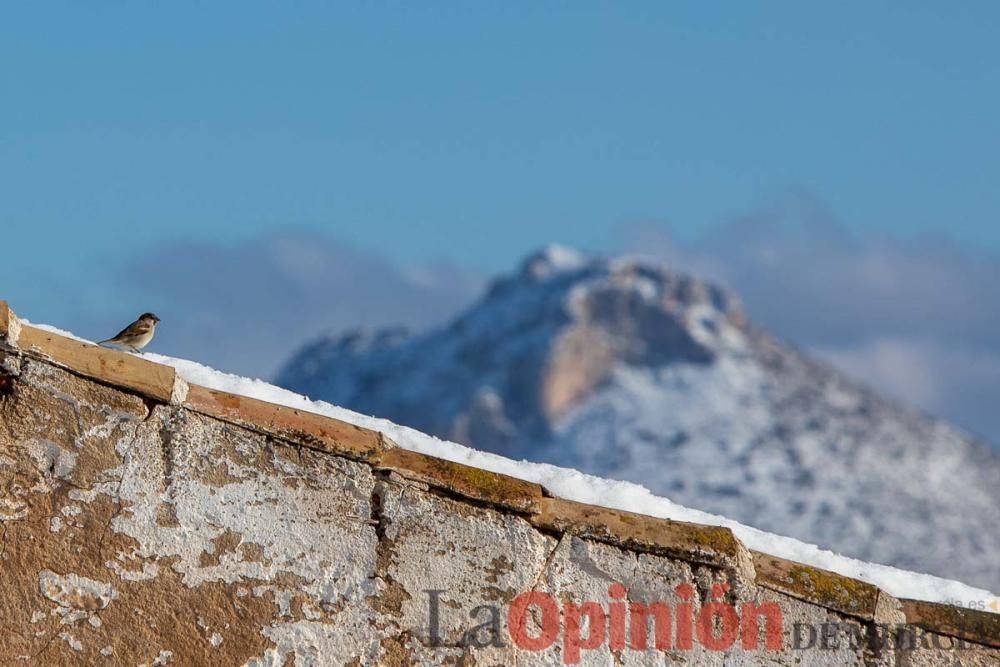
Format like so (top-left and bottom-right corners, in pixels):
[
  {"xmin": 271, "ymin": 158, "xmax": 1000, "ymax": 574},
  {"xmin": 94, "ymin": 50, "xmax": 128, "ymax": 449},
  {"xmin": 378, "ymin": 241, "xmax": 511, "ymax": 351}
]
[{"xmin": 276, "ymin": 246, "xmax": 1000, "ymax": 590}]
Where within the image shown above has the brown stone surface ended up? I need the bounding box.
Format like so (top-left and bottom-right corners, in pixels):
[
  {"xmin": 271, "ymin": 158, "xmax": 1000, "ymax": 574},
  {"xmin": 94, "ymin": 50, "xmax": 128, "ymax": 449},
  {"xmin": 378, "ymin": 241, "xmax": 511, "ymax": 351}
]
[
  {"xmin": 752, "ymin": 551, "xmax": 881, "ymax": 622},
  {"xmin": 374, "ymin": 447, "xmax": 543, "ymax": 514},
  {"xmin": 0, "ymin": 300, "xmax": 13, "ymax": 339},
  {"xmin": 15, "ymin": 324, "xmax": 177, "ymax": 402},
  {"xmin": 531, "ymin": 496, "xmax": 753, "ymax": 579},
  {"xmin": 0, "ymin": 354, "xmax": 381, "ymax": 665},
  {"xmin": 901, "ymin": 598, "xmax": 1000, "ymax": 649},
  {"xmin": 0, "ymin": 358, "xmax": 275, "ymax": 664},
  {"xmin": 185, "ymin": 383, "xmax": 389, "ymax": 462}
]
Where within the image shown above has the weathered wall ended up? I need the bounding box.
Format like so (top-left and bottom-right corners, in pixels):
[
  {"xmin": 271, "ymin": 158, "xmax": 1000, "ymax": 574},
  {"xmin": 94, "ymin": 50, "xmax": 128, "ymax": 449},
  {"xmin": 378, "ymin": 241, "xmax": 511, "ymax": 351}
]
[{"xmin": 0, "ymin": 302, "xmax": 997, "ymax": 666}]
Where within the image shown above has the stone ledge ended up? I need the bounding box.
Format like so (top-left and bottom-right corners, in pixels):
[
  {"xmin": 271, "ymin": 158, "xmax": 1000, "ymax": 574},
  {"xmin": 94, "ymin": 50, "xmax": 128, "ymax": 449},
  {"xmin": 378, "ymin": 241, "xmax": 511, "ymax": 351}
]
[
  {"xmin": 3, "ymin": 306, "xmax": 177, "ymax": 403},
  {"xmin": 752, "ymin": 551, "xmax": 882, "ymax": 622},
  {"xmin": 373, "ymin": 448, "xmax": 543, "ymax": 514},
  {"xmin": 0, "ymin": 300, "xmax": 16, "ymax": 343},
  {"xmin": 184, "ymin": 383, "xmax": 391, "ymax": 463},
  {"xmin": 531, "ymin": 497, "xmax": 754, "ymax": 581},
  {"xmin": 901, "ymin": 598, "xmax": 1000, "ymax": 649}
]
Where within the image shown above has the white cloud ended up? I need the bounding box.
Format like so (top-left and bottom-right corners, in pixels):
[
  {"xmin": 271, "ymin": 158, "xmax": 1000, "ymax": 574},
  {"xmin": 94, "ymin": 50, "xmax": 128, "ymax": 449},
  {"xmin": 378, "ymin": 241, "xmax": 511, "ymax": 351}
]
[
  {"xmin": 816, "ymin": 339, "xmax": 946, "ymax": 412},
  {"xmin": 105, "ymin": 232, "xmax": 484, "ymax": 378},
  {"xmin": 817, "ymin": 338, "xmax": 1000, "ymax": 441},
  {"xmin": 623, "ymin": 192, "xmax": 1000, "ymax": 444}
]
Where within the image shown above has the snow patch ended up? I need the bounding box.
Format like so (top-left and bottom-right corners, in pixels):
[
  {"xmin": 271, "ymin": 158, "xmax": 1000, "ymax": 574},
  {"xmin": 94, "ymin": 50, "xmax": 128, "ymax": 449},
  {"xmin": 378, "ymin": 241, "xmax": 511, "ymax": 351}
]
[{"xmin": 520, "ymin": 244, "xmax": 587, "ymax": 279}]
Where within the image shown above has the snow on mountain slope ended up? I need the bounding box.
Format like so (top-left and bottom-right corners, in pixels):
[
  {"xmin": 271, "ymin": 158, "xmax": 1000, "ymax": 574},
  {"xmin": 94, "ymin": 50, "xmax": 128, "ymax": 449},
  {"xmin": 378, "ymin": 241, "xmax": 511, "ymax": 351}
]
[{"xmin": 275, "ymin": 246, "xmax": 1000, "ymax": 591}]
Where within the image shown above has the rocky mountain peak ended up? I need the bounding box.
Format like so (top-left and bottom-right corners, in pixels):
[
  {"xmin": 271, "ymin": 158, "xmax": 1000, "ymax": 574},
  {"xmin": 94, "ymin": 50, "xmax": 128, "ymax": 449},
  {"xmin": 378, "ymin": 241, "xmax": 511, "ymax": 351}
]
[
  {"xmin": 482, "ymin": 248, "xmax": 747, "ymax": 356},
  {"xmin": 280, "ymin": 249, "xmax": 748, "ymax": 450}
]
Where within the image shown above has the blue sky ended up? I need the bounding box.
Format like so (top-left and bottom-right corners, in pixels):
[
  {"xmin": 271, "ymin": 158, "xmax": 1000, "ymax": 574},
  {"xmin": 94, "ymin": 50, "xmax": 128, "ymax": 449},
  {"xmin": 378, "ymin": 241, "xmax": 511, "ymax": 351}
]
[
  {"xmin": 3, "ymin": 3, "xmax": 1000, "ymax": 442},
  {"xmin": 4, "ymin": 3, "xmax": 999, "ymax": 276}
]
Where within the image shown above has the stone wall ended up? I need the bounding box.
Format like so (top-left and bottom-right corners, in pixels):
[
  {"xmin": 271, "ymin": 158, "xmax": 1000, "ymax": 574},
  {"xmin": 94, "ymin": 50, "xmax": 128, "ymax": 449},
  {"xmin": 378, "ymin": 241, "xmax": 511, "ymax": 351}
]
[{"xmin": 0, "ymin": 301, "xmax": 997, "ymax": 666}]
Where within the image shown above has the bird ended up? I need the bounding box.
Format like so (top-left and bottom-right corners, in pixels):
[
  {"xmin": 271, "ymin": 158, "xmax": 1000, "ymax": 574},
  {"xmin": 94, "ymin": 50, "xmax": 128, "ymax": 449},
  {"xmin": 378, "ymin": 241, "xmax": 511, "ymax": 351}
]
[{"xmin": 98, "ymin": 312, "xmax": 161, "ymax": 353}]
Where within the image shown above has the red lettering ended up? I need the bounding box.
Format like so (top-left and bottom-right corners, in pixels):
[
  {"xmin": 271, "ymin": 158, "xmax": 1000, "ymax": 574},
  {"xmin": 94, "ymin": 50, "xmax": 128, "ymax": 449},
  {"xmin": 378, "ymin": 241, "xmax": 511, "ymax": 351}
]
[
  {"xmin": 740, "ymin": 601, "xmax": 784, "ymax": 650},
  {"xmin": 563, "ymin": 601, "xmax": 606, "ymax": 664},
  {"xmin": 629, "ymin": 602, "xmax": 672, "ymax": 650},
  {"xmin": 696, "ymin": 583, "xmax": 739, "ymax": 651},
  {"xmin": 608, "ymin": 583, "xmax": 627, "ymax": 650},
  {"xmin": 508, "ymin": 591, "xmax": 559, "ymax": 651},
  {"xmin": 674, "ymin": 583, "xmax": 694, "ymax": 650}
]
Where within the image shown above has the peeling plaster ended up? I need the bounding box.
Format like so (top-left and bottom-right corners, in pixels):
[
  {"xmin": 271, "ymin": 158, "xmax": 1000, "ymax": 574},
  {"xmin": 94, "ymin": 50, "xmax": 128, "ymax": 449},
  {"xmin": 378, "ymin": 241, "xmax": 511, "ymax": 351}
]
[{"xmin": 38, "ymin": 570, "xmax": 116, "ymax": 613}]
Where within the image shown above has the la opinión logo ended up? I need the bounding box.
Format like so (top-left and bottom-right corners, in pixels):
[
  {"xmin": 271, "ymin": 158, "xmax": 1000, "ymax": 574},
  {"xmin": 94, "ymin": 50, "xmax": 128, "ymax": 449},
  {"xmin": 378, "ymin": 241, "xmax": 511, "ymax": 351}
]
[{"xmin": 425, "ymin": 582, "xmax": 783, "ymax": 664}]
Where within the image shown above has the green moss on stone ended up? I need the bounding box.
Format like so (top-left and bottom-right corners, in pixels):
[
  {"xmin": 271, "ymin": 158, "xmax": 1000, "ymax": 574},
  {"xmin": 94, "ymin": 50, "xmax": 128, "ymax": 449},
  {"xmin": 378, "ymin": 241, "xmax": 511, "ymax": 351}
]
[{"xmin": 783, "ymin": 564, "xmax": 874, "ymax": 612}]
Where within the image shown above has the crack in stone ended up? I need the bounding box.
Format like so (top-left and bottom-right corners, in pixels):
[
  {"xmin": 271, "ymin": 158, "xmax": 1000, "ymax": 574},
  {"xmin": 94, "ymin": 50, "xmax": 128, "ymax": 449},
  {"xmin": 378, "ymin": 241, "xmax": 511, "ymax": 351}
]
[
  {"xmin": 369, "ymin": 482, "xmax": 387, "ymax": 548},
  {"xmin": 0, "ymin": 522, "xmax": 8, "ymax": 562},
  {"xmin": 368, "ymin": 478, "xmax": 391, "ymax": 579},
  {"xmin": 367, "ymin": 477, "xmax": 408, "ymax": 613},
  {"xmin": 27, "ymin": 626, "xmax": 61, "ymax": 664},
  {"xmin": 530, "ymin": 532, "xmax": 565, "ymax": 592}
]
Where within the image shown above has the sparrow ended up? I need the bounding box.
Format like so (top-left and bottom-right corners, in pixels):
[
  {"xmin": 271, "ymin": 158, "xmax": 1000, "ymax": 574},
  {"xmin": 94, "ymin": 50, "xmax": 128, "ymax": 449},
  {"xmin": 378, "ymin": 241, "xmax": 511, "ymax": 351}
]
[{"xmin": 98, "ymin": 312, "xmax": 161, "ymax": 352}]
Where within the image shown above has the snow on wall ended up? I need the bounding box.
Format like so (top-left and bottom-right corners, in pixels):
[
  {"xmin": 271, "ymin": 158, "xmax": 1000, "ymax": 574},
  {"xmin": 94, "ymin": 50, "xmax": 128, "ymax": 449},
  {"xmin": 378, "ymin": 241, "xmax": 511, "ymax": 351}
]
[{"xmin": 25, "ymin": 321, "xmax": 1000, "ymax": 612}]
